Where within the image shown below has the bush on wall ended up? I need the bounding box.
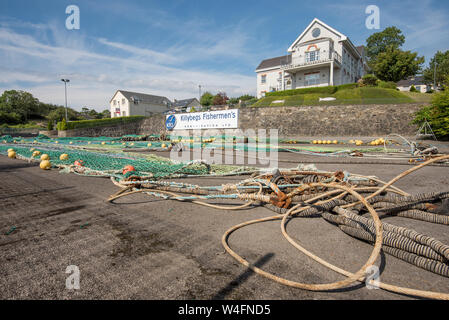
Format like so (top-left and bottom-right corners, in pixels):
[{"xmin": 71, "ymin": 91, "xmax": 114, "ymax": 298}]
[{"xmin": 57, "ymin": 116, "xmax": 145, "ymax": 131}]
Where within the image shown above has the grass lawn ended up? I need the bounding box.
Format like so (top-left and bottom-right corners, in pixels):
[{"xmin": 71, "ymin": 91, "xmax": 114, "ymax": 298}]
[
  {"xmin": 252, "ymin": 86, "xmax": 416, "ymax": 107},
  {"xmin": 401, "ymin": 91, "xmax": 435, "ymax": 104}
]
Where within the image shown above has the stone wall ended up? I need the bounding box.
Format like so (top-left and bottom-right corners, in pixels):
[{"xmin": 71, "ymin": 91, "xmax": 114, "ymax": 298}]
[
  {"xmin": 57, "ymin": 104, "xmax": 423, "ymax": 138},
  {"xmin": 237, "ymin": 103, "xmax": 422, "ymax": 137}
]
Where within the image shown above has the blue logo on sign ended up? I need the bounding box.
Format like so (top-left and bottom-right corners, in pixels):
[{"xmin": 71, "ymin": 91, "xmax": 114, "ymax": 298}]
[{"xmin": 166, "ymin": 115, "xmax": 176, "ymax": 130}]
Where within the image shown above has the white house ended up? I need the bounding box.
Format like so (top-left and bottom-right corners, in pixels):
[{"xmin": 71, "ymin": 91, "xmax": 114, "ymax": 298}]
[
  {"xmin": 255, "ymin": 18, "xmax": 369, "ymax": 98},
  {"xmin": 397, "ymin": 76, "xmax": 432, "ymax": 93},
  {"xmin": 172, "ymin": 98, "xmax": 202, "ymax": 113},
  {"xmin": 110, "ymin": 90, "xmax": 172, "ymax": 117}
]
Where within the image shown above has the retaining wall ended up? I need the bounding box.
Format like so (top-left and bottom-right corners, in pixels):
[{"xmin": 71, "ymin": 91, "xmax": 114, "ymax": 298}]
[{"xmin": 57, "ymin": 103, "xmax": 423, "ymax": 138}]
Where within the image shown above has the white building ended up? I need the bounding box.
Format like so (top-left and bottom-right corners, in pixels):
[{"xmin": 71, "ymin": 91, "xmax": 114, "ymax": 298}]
[
  {"xmin": 172, "ymin": 98, "xmax": 202, "ymax": 113},
  {"xmin": 255, "ymin": 18, "xmax": 369, "ymax": 98},
  {"xmin": 110, "ymin": 90, "xmax": 172, "ymax": 117},
  {"xmin": 397, "ymin": 76, "xmax": 432, "ymax": 93}
]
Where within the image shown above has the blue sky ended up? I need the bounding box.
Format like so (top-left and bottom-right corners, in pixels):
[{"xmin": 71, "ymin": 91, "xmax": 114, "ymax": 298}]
[{"xmin": 0, "ymin": 0, "xmax": 448, "ymax": 111}]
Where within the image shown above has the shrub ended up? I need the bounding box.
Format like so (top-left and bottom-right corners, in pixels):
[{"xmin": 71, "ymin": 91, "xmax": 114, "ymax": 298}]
[
  {"xmin": 410, "ymin": 85, "xmax": 418, "ymax": 92},
  {"xmin": 360, "ymin": 74, "xmax": 378, "ymax": 86},
  {"xmin": 336, "ymin": 83, "xmax": 358, "ymax": 91},
  {"xmin": 0, "ymin": 111, "xmax": 22, "ymax": 124},
  {"xmin": 378, "ymin": 81, "xmax": 398, "ymax": 89},
  {"xmin": 412, "ymin": 90, "xmax": 449, "ymax": 139},
  {"xmin": 57, "ymin": 118, "xmax": 67, "ymax": 131},
  {"xmin": 57, "ymin": 116, "xmax": 145, "ymax": 131},
  {"xmin": 47, "ymin": 121, "xmax": 54, "ymax": 131}
]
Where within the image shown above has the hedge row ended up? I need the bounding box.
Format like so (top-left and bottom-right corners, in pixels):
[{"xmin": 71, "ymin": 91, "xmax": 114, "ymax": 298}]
[
  {"xmin": 58, "ymin": 116, "xmax": 146, "ymax": 130},
  {"xmin": 266, "ymin": 83, "xmax": 358, "ymax": 97}
]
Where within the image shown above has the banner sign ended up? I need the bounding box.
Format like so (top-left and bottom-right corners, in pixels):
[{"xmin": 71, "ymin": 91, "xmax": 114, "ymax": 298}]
[{"xmin": 165, "ymin": 109, "xmax": 239, "ymax": 130}]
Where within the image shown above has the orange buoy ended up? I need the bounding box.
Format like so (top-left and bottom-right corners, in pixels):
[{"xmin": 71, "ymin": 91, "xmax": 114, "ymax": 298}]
[
  {"xmin": 74, "ymin": 160, "xmax": 84, "ymax": 166},
  {"xmin": 122, "ymin": 165, "xmax": 136, "ymax": 175}
]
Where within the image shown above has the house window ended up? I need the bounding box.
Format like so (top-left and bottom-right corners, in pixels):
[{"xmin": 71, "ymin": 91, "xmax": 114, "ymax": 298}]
[
  {"xmin": 305, "ymin": 73, "xmax": 320, "ymax": 86},
  {"xmin": 306, "ymin": 50, "xmax": 320, "ymax": 63},
  {"xmin": 122, "ymin": 111, "xmax": 126, "ymax": 117},
  {"xmin": 261, "ymin": 75, "xmax": 267, "ymax": 84},
  {"xmin": 122, "ymin": 98, "xmax": 125, "ymax": 105},
  {"xmin": 113, "ymin": 100, "xmax": 116, "ymax": 106}
]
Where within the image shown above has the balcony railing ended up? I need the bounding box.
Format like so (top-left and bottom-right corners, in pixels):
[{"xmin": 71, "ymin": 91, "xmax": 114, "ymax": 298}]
[{"xmin": 281, "ymin": 51, "xmax": 342, "ymax": 70}]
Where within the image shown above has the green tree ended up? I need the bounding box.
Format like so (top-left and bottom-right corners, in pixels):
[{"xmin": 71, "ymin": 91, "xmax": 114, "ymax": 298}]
[
  {"xmin": 47, "ymin": 121, "xmax": 54, "ymax": 131},
  {"xmin": 238, "ymin": 94, "xmax": 255, "ymax": 101},
  {"xmin": 423, "ymin": 50, "xmax": 449, "ymax": 88},
  {"xmin": 228, "ymin": 97, "xmax": 239, "ymax": 105},
  {"xmin": 370, "ymin": 47, "xmax": 424, "ymax": 82},
  {"xmin": 200, "ymin": 92, "xmax": 214, "ymax": 106},
  {"xmin": 366, "ymin": 26, "xmax": 405, "ymax": 61},
  {"xmin": 0, "ymin": 111, "xmax": 22, "ymax": 124},
  {"xmin": 36, "ymin": 102, "xmax": 59, "ymax": 119},
  {"xmin": 57, "ymin": 118, "xmax": 68, "ymax": 131},
  {"xmin": 100, "ymin": 109, "xmax": 111, "ymax": 119},
  {"xmin": 47, "ymin": 107, "xmax": 81, "ymax": 123},
  {"xmin": 0, "ymin": 90, "xmax": 39, "ymax": 123},
  {"xmin": 413, "ymin": 90, "xmax": 449, "ymax": 139}
]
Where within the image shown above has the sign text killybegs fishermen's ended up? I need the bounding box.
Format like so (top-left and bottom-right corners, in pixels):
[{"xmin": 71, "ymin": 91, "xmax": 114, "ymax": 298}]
[{"xmin": 166, "ymin": 109, "xmax": 238, "ymax": 130}]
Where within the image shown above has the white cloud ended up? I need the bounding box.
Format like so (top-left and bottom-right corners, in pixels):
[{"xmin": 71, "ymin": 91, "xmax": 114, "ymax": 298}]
[{"xmin": 0, "ymin": 25, "xmax": 256, "ymax": 111}]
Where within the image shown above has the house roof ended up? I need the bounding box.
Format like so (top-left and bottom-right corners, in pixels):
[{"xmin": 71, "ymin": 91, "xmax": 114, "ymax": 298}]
[
  {"xmin": 111, "ymin": 90, "xmax": 172, "ymax": 105},
  {"xmin": 356, "ymin": 45, "xmax": 365, "ymax": 56},
  {"xmin": 173, "ymin": 98, "xmax": 199, "ymax": 108},
  {"xmin": 287, "ymin": 18, "xmax": 347, "ymax": 53},
  {"xmin": 256, "ymin": 54, "xmax": 292, "ymax": 71},
  {"xmin": 397, "ymin": 76, "xmax": 426, "ymax": 87}
]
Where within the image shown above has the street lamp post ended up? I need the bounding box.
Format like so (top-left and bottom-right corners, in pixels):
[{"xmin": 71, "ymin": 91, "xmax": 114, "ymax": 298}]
[{"xmin": 61, "ymin": 79, "xmax": 70, "ymax": 121}]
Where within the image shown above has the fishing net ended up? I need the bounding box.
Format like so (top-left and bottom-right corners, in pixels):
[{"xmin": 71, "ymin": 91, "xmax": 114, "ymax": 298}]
[{"xmin": 0, "ymin": 142, "xmax": 256, "ymax": 180}]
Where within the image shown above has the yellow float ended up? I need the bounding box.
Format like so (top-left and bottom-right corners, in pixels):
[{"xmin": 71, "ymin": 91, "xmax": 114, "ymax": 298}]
[{"xmin": 40, "ymin": 160, "xmax": 51, "ymax": 170}]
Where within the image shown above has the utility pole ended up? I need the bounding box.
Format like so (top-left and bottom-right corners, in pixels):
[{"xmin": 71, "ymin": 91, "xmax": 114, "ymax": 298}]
[
  {"xmin": 198, "ymin": 85, "xmax": 202, "ymax": 101},
  {"xmin": 61, "ymin": 79, "xmax": 70, "ymax": 121}
]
